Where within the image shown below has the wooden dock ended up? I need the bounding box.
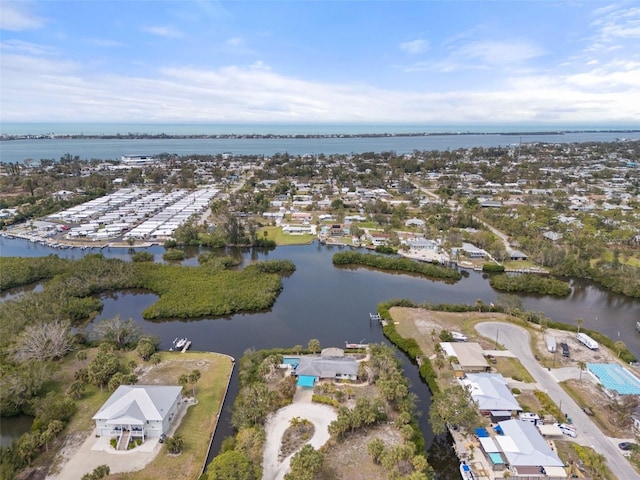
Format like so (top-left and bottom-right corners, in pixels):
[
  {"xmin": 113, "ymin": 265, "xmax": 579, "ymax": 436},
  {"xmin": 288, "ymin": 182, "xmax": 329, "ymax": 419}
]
[{"xmin": 182, "ymin": 341, "xmax": 192, "ymax": 353}]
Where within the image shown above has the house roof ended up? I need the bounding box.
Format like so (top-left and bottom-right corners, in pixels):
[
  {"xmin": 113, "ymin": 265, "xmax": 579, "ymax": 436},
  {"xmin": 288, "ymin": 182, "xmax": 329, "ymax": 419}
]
[
  {"xmin": 461, "ymin": 373, "xmax": 521, "ymax": 412},
  {"xmin": 295, "ymin": 356, "xmax": 359, "ymax": 378},
  {"xmin": 496, "ymin": 419, "xmax": 564, "ymax": 468},
  {"xmin": 92, "ymin": 385, "xmax": 182, "ymax": 423},
  {"xmin": 442, "ymin": 342, "xmax": 489, "ymax": 369}
]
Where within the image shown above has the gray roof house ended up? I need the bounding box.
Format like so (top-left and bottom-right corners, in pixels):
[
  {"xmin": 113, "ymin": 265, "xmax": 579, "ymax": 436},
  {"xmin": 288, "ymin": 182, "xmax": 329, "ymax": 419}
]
[
  {"xmin": 495, "ymin": 419, "xmax": 565, "ymax": 477},
  {"xmin": 460, "ymin": 373, "xmax": 522, "ymax": 414},
  {"xmin": 93, "ymin": 385, "xmax": 182, "ymax": 441},
  {"xmin": 295, "ymin": 355, "xmax": 359, "ymax": 381}
]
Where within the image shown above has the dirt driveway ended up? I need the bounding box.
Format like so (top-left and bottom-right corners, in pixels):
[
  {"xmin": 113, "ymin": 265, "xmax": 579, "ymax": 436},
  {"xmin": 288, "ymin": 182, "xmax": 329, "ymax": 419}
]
[{"xmin": 262, "ymin": 388, "xmax": 337, "ymax": 480}]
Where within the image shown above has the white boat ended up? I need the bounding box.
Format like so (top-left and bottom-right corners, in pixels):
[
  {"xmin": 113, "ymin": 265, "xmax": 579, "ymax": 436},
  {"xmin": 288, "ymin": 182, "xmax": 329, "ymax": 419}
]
[
  {"xmin": 451, "ymin": 331, "xmax": 468, "ymax": 342},
  {"xmin": 345, "ymin": 340, "xmax": 368, "ymax": 349},
  {"xmin": 460, "ymin": 461, "xmax": 474, "ymax": 479},
  {"xmin": 174, "ymin": 338, "xmax": 187, "ymax": 349}
]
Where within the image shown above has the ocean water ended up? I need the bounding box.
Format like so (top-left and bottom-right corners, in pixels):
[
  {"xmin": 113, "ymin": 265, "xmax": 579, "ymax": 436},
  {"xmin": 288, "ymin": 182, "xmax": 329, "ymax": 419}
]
[
  {"xmin": 2, "ymin": 122, "xmax": 639, "ymax": 136},
  {"xmin": 1, "ymin": 124, "xmax": 639, "ymax": 163}
]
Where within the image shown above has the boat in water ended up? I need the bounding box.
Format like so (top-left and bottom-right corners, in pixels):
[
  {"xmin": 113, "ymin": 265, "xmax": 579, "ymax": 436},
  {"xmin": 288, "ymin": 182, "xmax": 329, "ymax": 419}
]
[
  {"xmin": 460, "ymin": 462, "xmax": 474, "ymax": 480},
  {"xmin": 170, "ymin": 338, "xmax": 188, "ymax": 351}
]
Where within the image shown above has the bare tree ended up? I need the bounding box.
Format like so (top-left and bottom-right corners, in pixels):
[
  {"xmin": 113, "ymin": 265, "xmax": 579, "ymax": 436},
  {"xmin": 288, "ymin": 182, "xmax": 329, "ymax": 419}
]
[
  {"xmin": 93, "ymin": 315, "xmax": 141, "ymax": 349},
  {"xmin": 12, "ymin": 320, "xmax": 75, "ymax": 363}
]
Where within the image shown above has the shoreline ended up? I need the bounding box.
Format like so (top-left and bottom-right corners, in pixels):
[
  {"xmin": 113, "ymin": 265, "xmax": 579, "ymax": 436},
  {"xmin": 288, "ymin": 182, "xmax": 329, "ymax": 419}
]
[{"xmin": 3, "ymin": 129, "xmax": 639, "ymax": 142}]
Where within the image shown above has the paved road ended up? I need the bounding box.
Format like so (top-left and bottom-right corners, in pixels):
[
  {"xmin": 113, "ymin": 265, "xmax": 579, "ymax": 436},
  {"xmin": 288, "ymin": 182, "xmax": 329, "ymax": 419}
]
[{"xmin": 475, "ymin": 322, "xmax": 635, "ymax": 480}]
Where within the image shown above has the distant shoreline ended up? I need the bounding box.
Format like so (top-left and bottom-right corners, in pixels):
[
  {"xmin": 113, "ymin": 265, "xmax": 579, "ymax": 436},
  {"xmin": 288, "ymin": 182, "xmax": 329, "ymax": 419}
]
[{"xmin": 2, "ymin": 129, "xmax": 639, "ymax": 141}]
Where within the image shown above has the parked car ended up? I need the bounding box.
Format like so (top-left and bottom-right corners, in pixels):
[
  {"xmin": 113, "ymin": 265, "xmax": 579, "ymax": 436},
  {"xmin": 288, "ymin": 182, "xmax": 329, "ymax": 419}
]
[
  {"xmin": 618, "ymin": 442, "xmax": 636, "ymax": 451},
  {"xmin": 159, "ymin": 433, "xmax": 167, "ymax": 443},
  {"xmin": 582, "ymin": 406, "xmax": 594, "ymax": 416}
]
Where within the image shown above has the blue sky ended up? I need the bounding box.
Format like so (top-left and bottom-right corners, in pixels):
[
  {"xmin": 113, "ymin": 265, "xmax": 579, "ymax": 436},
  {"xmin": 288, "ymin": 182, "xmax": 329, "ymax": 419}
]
[{"xmin": 1, "ymin": 0, "xmax": 639, "ymax": 125}]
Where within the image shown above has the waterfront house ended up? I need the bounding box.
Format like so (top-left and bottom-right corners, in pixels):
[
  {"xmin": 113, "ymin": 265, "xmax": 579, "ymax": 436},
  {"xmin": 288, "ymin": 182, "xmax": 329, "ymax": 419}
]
[
  {"xmin": 460, "ymin": 373, "xmax": 522, "ymax": 418},
  {"xmin": 460, "ymin": 242, "xmax": 487, "ymax": 259},
  {"xmin": 93, "ymin": 385, "xmax": 182, "ymax": 440},
  {"xmin": 405, "ymin": 237, "xmax": 439, "ymax": 251},
  {"xmin": 440, "ymin": 342, "xmax": 489, "ymax": 373},
  {"xmin": 494, "ymin": 419, "xmax": 566, "ymax": 478},
  {"xmin": 507, "ymin": 249, "xmax": 528, "ymax": 261},
  {"xmin": 294, "ymin": 349, "xmax": 359, "ymax": 386}
]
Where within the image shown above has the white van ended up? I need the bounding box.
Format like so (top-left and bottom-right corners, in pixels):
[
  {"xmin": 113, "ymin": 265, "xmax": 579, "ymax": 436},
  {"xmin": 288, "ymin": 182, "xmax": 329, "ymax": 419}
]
[{"xmin": 556, "ymin": 423, "xmax": 577, "ymax": 437}]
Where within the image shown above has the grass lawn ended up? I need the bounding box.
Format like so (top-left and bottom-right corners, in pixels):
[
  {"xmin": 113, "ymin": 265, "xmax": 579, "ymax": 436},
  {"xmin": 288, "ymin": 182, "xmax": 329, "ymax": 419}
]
[
  {"xmin": 591, "ymin": 250, "xmax": 640, "ymax": 268},
  {"xmin": 259, "ymin": 226, "xmax": 316, "ymax": 245},
  {"xmin": 502, "ymin": 259, "xmax": 538, "ymax": 270}
]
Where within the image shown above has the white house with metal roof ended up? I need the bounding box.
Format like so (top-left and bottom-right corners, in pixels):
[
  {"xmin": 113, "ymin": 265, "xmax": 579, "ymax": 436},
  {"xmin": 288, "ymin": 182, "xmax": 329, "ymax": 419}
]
[
  {"xmin": 92, "ymin": 385, "xmax": 182, "ymax": 440},
  {"xmin": 460, "ymin": 373, "xmax": 522, "ymax": 415},
  {"xmin": 495, "ymin": 419, "xmax": 566, "ymax": 478}
]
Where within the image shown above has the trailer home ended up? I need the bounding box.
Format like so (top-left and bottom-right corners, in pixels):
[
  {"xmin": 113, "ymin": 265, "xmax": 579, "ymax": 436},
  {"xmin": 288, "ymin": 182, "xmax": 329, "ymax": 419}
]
[
  {"xmin": 546, "ymin": 335, "xmax": 556, "ymax": 353},
  {"xmin": 576, "ymin": 332, "xmax": 598, "ymax": 350}
]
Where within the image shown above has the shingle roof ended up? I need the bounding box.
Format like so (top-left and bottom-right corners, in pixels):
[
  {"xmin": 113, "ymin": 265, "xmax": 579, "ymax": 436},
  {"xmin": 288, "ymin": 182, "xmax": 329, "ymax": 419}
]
[{"xmin": 295, "ymin": 356, "xmax": 358, "ymax": 378}]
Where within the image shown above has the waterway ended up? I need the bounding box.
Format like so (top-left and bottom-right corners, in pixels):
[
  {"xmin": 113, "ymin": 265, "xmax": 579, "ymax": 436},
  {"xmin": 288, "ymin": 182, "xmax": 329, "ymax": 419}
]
[
  {"xmin": 2, "ymin": 237, "xmax": 639, "ymax": 476},
  {"xmin": 2, "ymin": 130, "xmax": 639, "ymax": 163}
]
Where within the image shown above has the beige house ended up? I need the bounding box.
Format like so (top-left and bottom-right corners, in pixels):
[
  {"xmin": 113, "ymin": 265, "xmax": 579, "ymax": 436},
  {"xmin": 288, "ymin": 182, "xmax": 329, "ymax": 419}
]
[{"xmin": 440, "ymin": 342, "xmax": 489, "ymax": 373}]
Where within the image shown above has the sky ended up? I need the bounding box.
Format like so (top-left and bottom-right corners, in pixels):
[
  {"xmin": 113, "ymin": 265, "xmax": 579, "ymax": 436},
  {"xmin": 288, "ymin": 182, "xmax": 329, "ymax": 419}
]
[{"xmin": 1, "ymin": 0, "xmax": 640, "ymax": 125}]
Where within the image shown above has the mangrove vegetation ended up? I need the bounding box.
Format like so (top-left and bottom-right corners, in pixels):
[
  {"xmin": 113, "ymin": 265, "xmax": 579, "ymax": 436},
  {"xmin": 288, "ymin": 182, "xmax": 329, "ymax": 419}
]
[{"xmin": 332, "ymin": 251, "xmax": 461, "ymax": 282}]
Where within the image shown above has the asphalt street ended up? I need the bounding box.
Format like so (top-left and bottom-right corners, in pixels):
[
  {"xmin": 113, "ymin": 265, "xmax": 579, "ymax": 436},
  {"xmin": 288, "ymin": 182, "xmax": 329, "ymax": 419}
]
[{"xmin": 475, "ymin": 322, "xmax": 636, "ymax": 480}]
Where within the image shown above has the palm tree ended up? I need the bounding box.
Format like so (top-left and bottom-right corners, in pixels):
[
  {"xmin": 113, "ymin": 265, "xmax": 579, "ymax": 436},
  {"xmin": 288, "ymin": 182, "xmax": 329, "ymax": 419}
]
[
  {"xmin": 578, "ymin": 361, "xmax": 586, "ymax": 381},
  {"xmin": 614, "ymin": 340, "xmax": 626, "ymax": 358},
  {"xmin": 576, "ymin": 317, "xmax": 584, "ymax": 334},
  {"xmin": 475, "ymin": 299, "xmax": 484, "ymax": 313},
  {"xmin": 178, "ymin": 374, "xmax": 189, "ymax": 397},
  {"xmin": 189, "ymin": 369, "xmax": 201, "ymax": 397}
]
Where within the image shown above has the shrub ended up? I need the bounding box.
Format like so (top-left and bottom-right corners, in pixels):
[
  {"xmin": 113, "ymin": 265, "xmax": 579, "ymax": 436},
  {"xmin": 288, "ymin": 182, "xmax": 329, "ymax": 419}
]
[
  {"xmin": 131, "ymin": 251, "xmax": 154, "ymax": 262},
  {"xmin": 110, "ymin": 438, "xmax": 117, "ymax": 449},
  {"xmin": 482, "ymin": 263, "xmax": 505, "ymax": 272},
  {"xmin": 511, "ymin": 388, "xmax": 521, "ymax": 395},
  {"xmin": 333, "ymin": 251, "xmax": 461, "ymax": 282},
  {"xmin": 162, "ymin": 249, "xmax": 185, "ymax": 261},
  {"xmin": 312, "ymin": 395, "xmax": 339, "ymax": 407}
]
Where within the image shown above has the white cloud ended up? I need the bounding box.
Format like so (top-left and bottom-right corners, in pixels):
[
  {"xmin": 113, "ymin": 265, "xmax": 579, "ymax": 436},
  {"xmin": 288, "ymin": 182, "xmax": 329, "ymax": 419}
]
[
  {"xmin": 0, "ymin": 39, "xmax": 55, "ymax": 56},
  {"xmin": 591, "ymin": 5, "xmax": 640, "ymax": 43},
  {"xmin": 141, "ymin": 25, "xmax": 184, "ymax": 39},
  {"xmin": 435, "ymin": 40, "xmax": 545, "ymax": 72},
  {"xmin": 399, "ymin": 39, "xmax": 428, "ymax": 54},
  {"xmin": 0, "ymin": 1, "xmax": 46, "ymax": 31},
  {"xmin": 1, "ymin": 49, "xmax": 639, "ymax": 124}
]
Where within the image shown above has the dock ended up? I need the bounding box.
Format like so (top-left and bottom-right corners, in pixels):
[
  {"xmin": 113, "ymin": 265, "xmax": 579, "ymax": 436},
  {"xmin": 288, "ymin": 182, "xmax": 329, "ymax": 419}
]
[
  {"xmin": 637, "ymin": 321, "xmax": 640, "ymax": 333},
  {"xmin": 181, "ymin": 340, "xmax": 192, "ymax": 353},
  {"xmin": 369, "ymin": 312, "xmax": 388, "ymax": 326}
]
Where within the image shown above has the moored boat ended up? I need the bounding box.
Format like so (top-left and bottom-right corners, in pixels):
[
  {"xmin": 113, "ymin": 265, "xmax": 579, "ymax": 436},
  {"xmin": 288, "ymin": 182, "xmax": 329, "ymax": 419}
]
[{"xmin": 460, "ymin": 461, "xmax": 474, "ymax": 480}]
